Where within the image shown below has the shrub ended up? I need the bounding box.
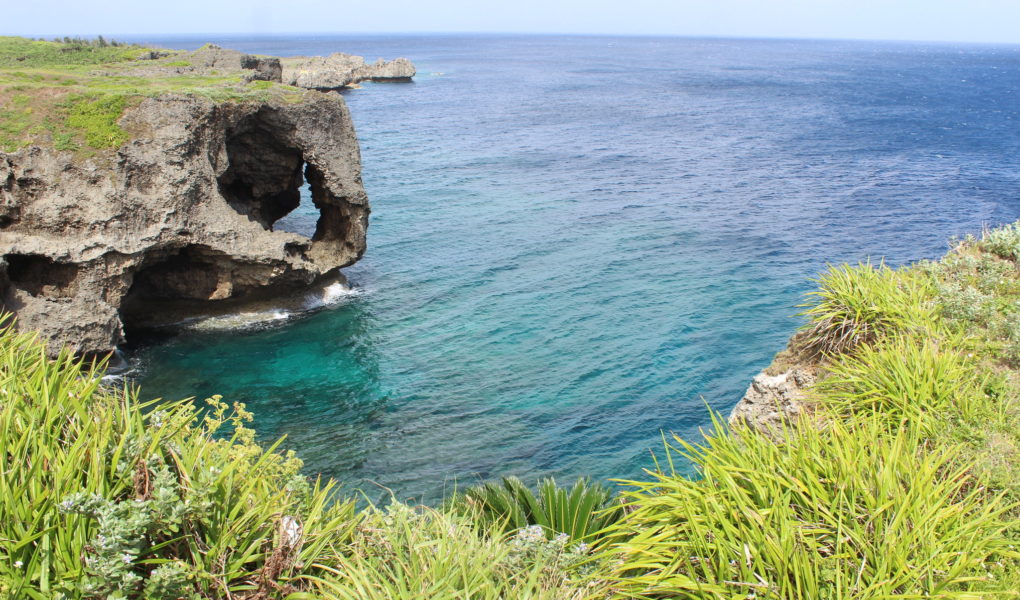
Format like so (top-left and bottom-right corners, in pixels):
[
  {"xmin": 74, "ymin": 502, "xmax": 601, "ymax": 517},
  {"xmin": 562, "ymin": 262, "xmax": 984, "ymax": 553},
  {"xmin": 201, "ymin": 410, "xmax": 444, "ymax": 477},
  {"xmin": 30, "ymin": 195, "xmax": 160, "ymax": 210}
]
[
  {"xmin": 0, "ymin": 320, "xmax": 359, "ymax": 598},
  {"xmin": 798, "ymin": 261, "xmax": 936, "ymax": 358},
  {"xmin": 608, "ymin": 414, "xmax": 1013, "ymax": 599},
  {"xmin": 303, "ymin": 502, "xmax": 608, "ymax": 600},
  {"xmin": 455, "ymin": 476, "xmax": 625, "ymax": 545},
  {"xmin": 980, "ymin": 222, "xmax": 1020, "ymax": 262},
  {"xmin": 60, "ymin": 93, "xmax": 133, "ymax": 149},
  {"xmin": 813, "ymin": 334, "xmax": 981, "ymax": 427}
]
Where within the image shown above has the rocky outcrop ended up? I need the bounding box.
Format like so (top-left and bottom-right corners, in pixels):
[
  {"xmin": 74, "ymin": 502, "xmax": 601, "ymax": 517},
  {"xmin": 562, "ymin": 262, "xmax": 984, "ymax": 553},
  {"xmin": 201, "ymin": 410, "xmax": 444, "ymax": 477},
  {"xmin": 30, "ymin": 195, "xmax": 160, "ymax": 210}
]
[
  {"xmin": 0, "ymin": 92, "xmax": 369, "ymax": 356},
  {"xmin": 111, "ymin": 46, "xmax": 415, "ymax": 90},
  {"xmin": 729, "ymin": 368, "xmax": 817, "ymax": 439},
  {"xmin": 106, "ymin": 45, "xmax": 284, "ymax": 82},
  {"xmin": 728, "ymin": 331, "xmax": 820, "ymax": 438},
  {"xmin": 281, "ymin": 54, "xmax": 416, "ymax": 90}
]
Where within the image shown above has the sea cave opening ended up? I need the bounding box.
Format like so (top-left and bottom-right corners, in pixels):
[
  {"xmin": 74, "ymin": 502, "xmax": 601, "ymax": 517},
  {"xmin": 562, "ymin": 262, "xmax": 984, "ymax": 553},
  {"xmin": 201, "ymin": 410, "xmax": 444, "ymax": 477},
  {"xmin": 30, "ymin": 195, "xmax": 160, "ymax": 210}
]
[
  {"xmin": 118, "ymin": 244, "xmax": 239, "ymax": 333},
  {"xmin": 3, "ymin": 254, "xmax": 79, "ymax": 299},
  {"xmin": 216, "ymin": 112, "xmax": 346, "ymax": 242}
]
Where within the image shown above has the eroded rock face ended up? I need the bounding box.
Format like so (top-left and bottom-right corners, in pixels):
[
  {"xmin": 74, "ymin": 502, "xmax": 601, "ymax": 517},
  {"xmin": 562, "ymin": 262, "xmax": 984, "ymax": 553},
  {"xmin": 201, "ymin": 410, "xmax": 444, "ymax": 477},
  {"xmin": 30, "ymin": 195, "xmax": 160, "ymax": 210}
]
[
  {"xmin": 0, "ymin": 92, "xmax": 369, "ymax": 356},
  {"xmin": 728, "ymin": 368, "xmax": 817, "ymax": 439},
  {"xmin": 281, "ymin": 54, "xmax": 416, "ymax": 90}
]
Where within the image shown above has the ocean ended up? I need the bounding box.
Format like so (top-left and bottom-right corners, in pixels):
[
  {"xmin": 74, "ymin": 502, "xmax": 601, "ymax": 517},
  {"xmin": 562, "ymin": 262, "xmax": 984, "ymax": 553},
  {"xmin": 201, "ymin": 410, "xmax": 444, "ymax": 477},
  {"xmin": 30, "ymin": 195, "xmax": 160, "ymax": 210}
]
[{"xmin": 122, "ymin": 34, "xmax": 1020, "ymax": 503}]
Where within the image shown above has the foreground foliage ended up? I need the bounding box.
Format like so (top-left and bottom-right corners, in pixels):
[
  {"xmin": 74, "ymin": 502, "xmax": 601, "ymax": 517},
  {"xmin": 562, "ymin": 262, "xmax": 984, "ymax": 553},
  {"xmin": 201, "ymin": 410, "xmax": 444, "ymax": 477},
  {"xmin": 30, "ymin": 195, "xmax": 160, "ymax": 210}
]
[
  {"xmin": 6, "ymin": 223, "xmax": 1020, "ymax": 598},
  {"xmin": 455, "ymin": 476, "xmax": 625, "ymax": 545},
  {"xmin": 0, "ymin": 321, "xmax": 603, "ymax": 599},
  {"xmin": 305, "ymin": 503, "xmax": 607, "ymax": 600},
  {"xmin": 0, "ymin": 322, "xmax": 360, "ymax": 598}
]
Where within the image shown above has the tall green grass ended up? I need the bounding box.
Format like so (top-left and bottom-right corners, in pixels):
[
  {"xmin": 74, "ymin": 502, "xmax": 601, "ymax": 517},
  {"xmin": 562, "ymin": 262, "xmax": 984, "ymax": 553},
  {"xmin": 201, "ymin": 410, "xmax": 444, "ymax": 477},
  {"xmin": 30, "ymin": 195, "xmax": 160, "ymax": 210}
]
[
  {"xmin": 0, "ymin": 320, "xmax": 359, "ymax": 598},
  {"xmin": 303, "ymin": 502, "xmax": 608, "ymax": 600},
  {"xmin": 814, "ymin": 333, "xmax": 982, "ymax": 427},
  {"xmin": 608, "ymin": 414, "xmax": 1013, "ymax": 599},
  {"xmin": 798, "ymin": 261, "xmax": 936, "ymax": 359}
]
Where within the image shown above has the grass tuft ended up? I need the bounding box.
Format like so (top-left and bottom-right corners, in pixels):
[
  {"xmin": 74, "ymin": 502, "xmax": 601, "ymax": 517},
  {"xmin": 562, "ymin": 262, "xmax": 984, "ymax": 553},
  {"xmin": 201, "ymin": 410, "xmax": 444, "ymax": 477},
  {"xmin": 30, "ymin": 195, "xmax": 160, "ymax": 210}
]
[
  {"xmin": 608, "ymin": 414, "xmax": 1014, "ymax": 599},
  {"xmin": 798, "ymin": 260, "xmax": 936, "ymax": 359}
]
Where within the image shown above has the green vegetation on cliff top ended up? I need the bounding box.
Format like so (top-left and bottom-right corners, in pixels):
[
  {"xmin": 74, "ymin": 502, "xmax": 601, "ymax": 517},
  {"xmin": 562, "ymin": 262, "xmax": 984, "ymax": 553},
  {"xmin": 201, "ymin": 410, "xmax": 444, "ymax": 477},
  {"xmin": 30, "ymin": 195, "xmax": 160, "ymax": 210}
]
[
  {"xmin": 0, "ymin": 36, "xmax": 303, "ymax": 154},
  {"xmin": 3, "ymin": 223, "xmax": 1020, "ymax": 597}
]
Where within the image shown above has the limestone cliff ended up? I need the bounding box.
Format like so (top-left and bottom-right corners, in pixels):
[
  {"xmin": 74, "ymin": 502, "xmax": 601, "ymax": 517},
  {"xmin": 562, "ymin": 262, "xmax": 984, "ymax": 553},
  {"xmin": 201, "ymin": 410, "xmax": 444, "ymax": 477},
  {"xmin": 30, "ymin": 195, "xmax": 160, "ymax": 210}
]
[
  {"xmin": 281, "ymin": 54, "xmax": 416, "ymax": 90},
  {"xmin": 0, "ymin": 92, "xmax": 369, "ymax": 356},
  {"xmin": 109, "ymin": 45, "xmax": 416, "ymax": 91},
  {"xmin": 728, "ymin": 331, "xmax": 821, "ymax": 438}
]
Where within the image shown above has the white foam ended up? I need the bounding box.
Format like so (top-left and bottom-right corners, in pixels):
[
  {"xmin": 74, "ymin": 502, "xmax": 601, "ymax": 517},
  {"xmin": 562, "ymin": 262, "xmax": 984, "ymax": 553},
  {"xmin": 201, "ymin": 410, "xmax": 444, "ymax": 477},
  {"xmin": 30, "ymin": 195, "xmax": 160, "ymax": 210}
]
[
  {"xmin": 321, "ymin": 281, "xmax": 358, "ymax": 304},
  {"xmin": 174, "ymin": 281, "xmax": 359, "ymax": 332},
  {"xmin": 183, "ymin": 309, "xmax": 292, "ymax": 332}
]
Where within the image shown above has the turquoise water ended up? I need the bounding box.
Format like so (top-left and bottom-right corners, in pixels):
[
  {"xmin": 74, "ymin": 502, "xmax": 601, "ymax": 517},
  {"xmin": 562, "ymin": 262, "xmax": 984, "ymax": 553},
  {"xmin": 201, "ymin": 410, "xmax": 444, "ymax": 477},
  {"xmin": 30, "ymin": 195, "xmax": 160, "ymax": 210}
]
[{"xmin": 128, "ymin": 35, "xmax": 1020, "ymax": 503}]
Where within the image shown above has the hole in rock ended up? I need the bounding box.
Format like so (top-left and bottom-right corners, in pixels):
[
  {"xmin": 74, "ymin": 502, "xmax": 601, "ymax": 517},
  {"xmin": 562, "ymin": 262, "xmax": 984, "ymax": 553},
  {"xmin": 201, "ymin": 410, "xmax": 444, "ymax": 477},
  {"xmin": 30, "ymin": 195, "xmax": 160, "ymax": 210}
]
[
  {"xmin": 216, "ymin": 111, "xmax": 352, "ymax": 245},
  {"xmin": 4, "ymin": 254, "xmax": 79, "ymax": 298},
  {"xmin": 217, "ymin": 120, "xmax": 303, "ymax": 230},
  {"xmin": 119, "ymin": 245, "xmax": 238, "ymax": 331},
  {"xmin": 272, "ymin": 178, "xmax": 318, "ymax": 237}
]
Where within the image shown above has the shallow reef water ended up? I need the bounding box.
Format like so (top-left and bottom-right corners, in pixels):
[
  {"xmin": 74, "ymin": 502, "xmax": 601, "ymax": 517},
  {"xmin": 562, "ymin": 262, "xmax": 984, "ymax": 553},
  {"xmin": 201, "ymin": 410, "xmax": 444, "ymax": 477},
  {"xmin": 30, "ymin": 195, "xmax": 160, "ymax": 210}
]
[{"xmin": 126, "ymin": 34, "xmax": 1020, "ymax": 503}]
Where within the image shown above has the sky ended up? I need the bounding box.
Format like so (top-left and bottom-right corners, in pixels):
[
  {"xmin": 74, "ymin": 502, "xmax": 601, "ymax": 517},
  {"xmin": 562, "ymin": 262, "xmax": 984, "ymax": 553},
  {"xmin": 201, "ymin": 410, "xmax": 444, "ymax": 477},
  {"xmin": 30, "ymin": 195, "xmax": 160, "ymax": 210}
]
[{"xmin": 4, "ymin": 0, "xmax": 1020, "ymax": 45}]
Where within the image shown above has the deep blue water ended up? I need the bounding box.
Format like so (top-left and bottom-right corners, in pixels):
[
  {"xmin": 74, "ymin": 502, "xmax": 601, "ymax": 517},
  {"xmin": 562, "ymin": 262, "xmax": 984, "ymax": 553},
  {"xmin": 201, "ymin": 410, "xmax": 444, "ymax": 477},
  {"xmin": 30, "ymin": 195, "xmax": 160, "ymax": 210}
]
[{"xmin": 125, "ymin": 34, "xmax": 1020, "ymax": 503}]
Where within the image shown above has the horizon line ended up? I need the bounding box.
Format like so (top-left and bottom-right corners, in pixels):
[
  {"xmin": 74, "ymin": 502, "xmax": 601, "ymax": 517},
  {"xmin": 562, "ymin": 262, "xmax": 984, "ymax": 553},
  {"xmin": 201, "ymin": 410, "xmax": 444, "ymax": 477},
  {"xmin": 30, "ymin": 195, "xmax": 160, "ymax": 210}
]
[{"xmin": 3, "ymin": 31, "xmax": 1020, "ymax": 49}]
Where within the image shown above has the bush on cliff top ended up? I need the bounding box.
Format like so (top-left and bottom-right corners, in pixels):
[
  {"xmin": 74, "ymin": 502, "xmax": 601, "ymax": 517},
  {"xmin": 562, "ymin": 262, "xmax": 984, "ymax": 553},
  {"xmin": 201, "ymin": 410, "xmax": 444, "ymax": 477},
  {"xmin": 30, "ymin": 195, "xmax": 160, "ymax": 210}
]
[
  {"xmin": 797, "ymin": 260, "xmax": 936, "ymax": 358},
  {"xmin": 0, "ymin": 36, "xmax": 145, "ymax": 69}
]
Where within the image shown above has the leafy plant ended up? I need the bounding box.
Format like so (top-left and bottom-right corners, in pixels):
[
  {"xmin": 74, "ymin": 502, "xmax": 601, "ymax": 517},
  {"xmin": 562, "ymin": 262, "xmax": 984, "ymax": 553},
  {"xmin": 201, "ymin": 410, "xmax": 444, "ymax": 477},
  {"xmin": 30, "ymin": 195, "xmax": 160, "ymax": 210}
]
[
  {"xmin": 456, "ymin": 476, "xmax": 625, "ymax": 545},
  {"xmin": 608, "ymin": 413, "xmax": 1014, "ymax": 600},
  {"xmin": 814, "ymin": 333, "xmax": 981, "ymax": 428},
  {"xmin": 980, "ymin": 222, "xmax": 1020, "ymax": 262},
  {"xmin": 798, "ymin": 260, "xmax": 936, "ymax": 359},
  {"xmin": 60, "ymin": 92, "xmax": 134, "ymax": 149},
  {"xmin": 302, "ymin": 502, "xmax": 608, "ymax": 600}
]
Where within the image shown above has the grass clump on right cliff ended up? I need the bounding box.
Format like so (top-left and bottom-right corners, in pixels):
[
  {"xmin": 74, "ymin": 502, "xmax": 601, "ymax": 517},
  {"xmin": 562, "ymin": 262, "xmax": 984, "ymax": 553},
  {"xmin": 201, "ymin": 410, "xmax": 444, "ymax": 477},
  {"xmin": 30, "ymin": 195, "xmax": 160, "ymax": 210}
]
[
  {"xmin": 608, "ymin": 414, "xmax": 1012, "ymax": 599},
  {"xmin": 604, "ymin": 229, "xmax": 1020, "ymax": 598},
  {"xmin": 797, "ymin": 260, "xmax": 936, "ymax": 358}
]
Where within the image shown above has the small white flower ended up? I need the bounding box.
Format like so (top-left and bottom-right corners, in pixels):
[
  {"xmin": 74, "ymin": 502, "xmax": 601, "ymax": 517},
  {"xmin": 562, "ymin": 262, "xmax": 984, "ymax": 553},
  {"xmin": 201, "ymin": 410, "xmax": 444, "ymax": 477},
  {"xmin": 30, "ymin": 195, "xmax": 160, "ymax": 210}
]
[
  {"xmin": 13, "ymin": 560, "xmax": 23, "ymax": 568},
  {"xmin": 121, "ymin": 553, "xmax": 133, "ymax": 564}
]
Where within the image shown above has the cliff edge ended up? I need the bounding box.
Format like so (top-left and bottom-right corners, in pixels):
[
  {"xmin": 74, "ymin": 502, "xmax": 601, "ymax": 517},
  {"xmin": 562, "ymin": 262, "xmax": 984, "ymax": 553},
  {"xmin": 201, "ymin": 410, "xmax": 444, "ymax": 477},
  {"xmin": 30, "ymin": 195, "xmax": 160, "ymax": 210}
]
[
  {"xmin": 0, "ymin": 38, "xmax": 414, "ymax": 356},
  {"xmin": 1, "ymin": 93, "xmax": 368, "ymax": 356}
]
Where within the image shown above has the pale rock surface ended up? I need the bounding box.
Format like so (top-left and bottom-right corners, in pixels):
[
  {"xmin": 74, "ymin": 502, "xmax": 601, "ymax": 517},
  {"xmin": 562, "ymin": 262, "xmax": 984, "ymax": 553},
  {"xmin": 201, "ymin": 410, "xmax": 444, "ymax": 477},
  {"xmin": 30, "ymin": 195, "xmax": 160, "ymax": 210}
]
[
  {"xmin": 281, "ymin": 53, "xmax": 416, "ymax": 90},
  {"xmin": 728, "ymin": 367, "xmax": 817, "ymax": 438}
]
